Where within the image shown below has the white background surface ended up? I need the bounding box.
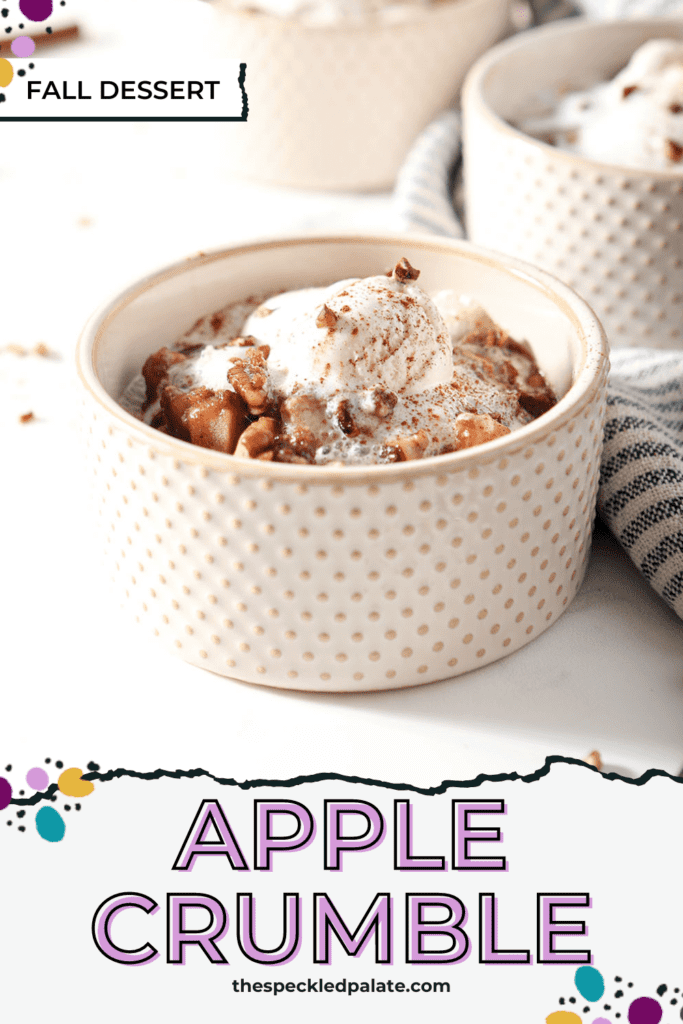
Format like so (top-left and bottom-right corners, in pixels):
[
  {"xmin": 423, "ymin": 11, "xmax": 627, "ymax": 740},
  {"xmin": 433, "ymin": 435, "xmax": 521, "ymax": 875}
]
[
  {"xmin": 1, "ymin": 0, "xmax": 682, "ymax": 785},
  {"xmin": 2, "ymin": 7, "xmax": 683, "ymax": 1024}
]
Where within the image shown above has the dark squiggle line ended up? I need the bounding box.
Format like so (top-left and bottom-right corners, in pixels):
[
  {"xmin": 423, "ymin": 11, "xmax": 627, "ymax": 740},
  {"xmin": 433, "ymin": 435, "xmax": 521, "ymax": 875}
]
[
  {"xmin": 238, "ymin": 62, "xmax": 248, "ymax": 121},
  {"xmin": 10, "ymin": 783, "xmax": 60, "ymax": 808},
  {"xmin": 8, "ymin": 755, "xmax": 681, "ymax": 807}
]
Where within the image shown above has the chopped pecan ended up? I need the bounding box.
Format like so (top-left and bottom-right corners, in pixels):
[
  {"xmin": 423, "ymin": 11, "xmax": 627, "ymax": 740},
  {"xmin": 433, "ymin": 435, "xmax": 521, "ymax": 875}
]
[
  {"xmin": 518, "ymin": 392, "xmax": 555, "ymax": 417},
  {"xmin": 316, "ymin": 304, "xmax": 338, "ymax": 329},
  {"xmin": 518, "ymin": 369, "xmax": 556, "ymax": 418},
  {"xmin": 585, "ymin": 750, "xmax": 603, "ymax": 770},
  {"xmin": 234, "ymin": 417, "xmax": 278, "ymax": 459},
  {"xmin": 273, "ymin": 440, "xmax": 315, "ymax": 464},
  {"xmin": 141, "ymin": 347, "xmax": 187, "ymax": 409},
  {"xmin": 210, "ymin": 311, "xmax": 225, "ymax": 334},
  {"xmin": 467, "ymin": 351, "xmax": 496, "ymax": 378},
  {"xmin": 281, "ymin": 394, "xmax": 327, "ymax": 437},
  {"xmin": 671, "ymin": 104, "xmax": 683, "ymax": 114},
  {"xmin": 500, "ymin": 360, "xmax": 519, "ymax": 386},
  {"xmin": 177, "ymin": 341, "xmax": 204, "ymax": 356},
  {"xmin": 227, "ymin": 348, "xmax": 269, "ymax": 415},
  {"xmin": 369, "ymin": 387, "xmax": 398, "ymax": 419},
  {"xmin": 336, "ymin": 400, "xmax": 358, "ymax": 437},
  {"xmin": 453, "ymin": 413, "xmax": 510, "ymax": 450},
  {"xmin": 392, "ymin": 258, "xmax": 420, "ymax": 283},
  {"xmin": 622, "ymin": 85, "xmax": 638, "ymax": 99},
  {"xmin": 161, "ymin": 385, "xmax": 247, "ymax": 454},
  {"xmin": 666, "ymin": 139, "xmax": 683, "ymax": 163},
  {"xmin": 383, "ymin": 428, "xmax": 430, "ymax": 462},
  {"xmin": 279, "ymin": 394, "xmax": 329, "ymax": 459},
  {"xmin": 226, "ymin": 335, "xmax": 258, "ymax": 347}
]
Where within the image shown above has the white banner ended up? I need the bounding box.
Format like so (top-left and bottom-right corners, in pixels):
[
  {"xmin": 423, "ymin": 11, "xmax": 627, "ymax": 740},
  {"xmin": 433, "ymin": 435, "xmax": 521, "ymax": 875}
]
[
  {"xmin": 0, "ymin": 59, "xmax": 247, "ymax": 120},
  {"xmin": 1, "ymin": 757, "xmax": 682, "ymax": 1023}
]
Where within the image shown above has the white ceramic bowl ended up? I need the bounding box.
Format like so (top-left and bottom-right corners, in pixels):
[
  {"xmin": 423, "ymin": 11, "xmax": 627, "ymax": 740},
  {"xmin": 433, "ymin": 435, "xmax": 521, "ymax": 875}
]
[
  {"xmin": 210, "ymin": 0, "xmax": 509, "ymax": 190},
  {"xmin": 76, "ymin": 235, "xmax": 608, "ymax": 692},
  {"xmin": 463, "ymin": 18, "xmax": 683, "ymax": 349}
]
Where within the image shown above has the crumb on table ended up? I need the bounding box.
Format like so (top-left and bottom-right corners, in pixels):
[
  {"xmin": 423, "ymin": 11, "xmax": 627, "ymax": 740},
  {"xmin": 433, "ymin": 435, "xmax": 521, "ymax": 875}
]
[{"xmin": 3, "ymin": 342, "xmax": 56, "ymax": 358}]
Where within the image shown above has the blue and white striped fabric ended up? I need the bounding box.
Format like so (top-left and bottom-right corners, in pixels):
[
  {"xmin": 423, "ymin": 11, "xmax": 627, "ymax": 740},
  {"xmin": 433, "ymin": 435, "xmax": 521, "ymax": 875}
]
[
  {"xmin": 601, "ymin": 350, "xmax": 683, "ymax": 618},
  {"xmin": 393, "ymin": 111, "xmax": 464, "ymax": 237}
]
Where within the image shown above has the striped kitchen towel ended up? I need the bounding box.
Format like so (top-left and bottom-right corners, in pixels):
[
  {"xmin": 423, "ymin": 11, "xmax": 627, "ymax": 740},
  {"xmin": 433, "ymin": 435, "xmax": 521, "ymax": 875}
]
[
  {"xmin": 600, "ymin": 349, "xmax": 683, "ymax": 619},
  {"xmin": 394, "ymin": 111, "xmax": 464, "ymax": 237}
]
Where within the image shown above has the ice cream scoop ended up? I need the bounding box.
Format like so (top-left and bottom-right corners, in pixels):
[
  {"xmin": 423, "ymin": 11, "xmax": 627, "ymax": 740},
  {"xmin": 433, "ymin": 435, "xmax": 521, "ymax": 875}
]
[
  {"xmin": 241, "ymin": 258, "xmax": 453, "ymax": 399},
  {"xmin": 520, "ymin": 39, "xmax": 683, "ymax": 171}
]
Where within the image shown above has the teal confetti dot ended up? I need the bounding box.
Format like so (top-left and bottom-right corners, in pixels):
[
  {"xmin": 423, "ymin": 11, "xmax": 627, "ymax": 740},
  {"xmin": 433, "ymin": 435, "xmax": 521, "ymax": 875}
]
[
  {"xmin": 36, "ymin": 806, "xmax": 65, "ymax": 842},
  {"xmin": 576, "ymin": 967, "xmax": 606, "ymax": 1002}
]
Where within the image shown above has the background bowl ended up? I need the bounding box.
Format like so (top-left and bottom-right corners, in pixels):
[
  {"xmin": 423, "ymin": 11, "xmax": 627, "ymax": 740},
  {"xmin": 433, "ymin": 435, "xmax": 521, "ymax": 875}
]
[
  {"xmin": 463, "ymin": 18, "xmax": 683, "ymax": 349},
  {"xmin": 210, "ymin": 0, "xmax": 510, "ymax": 190},
  {"xmin": 77, "ymin": 235, "xmax": 607, "ymax": 692}
]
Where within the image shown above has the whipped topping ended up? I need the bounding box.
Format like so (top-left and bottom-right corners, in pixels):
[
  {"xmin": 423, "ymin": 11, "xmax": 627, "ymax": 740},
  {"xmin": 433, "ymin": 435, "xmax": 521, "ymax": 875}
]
[
  {"xmin": 192, "ymin": 344, "xmax": 237, "ymax": 392},
  {"xmin": 431, "ymin": 291, "xmax": 496, "ymax": 342},
  {"xmin": 520, "ymin": 39, "xmax": 683, "ymax": 171}
]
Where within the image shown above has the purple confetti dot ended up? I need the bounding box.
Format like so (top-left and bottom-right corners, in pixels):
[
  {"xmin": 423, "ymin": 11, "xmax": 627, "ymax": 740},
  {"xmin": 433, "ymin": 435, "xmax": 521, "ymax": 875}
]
[
  {"xmin": 26, "ymin": 767, "xmax": 49, "ymax": 790},
  {"xmin": 628, "ymin": 998, "xmax": 662, "ymax": 1024},
  {"xmin": 18, "ymin": 0, "xmax": 52, "ymax": 22},
  {"xmin": 592, "ymin": 1019, "xmax": 612, "ymax": 1024},
  {"xmin": 11, "ymin": 35, "xmax": 34, "ymax": 56},
  {"xmin": 0, "ymin": 777, "xmax": 11, "ymax": 810}
]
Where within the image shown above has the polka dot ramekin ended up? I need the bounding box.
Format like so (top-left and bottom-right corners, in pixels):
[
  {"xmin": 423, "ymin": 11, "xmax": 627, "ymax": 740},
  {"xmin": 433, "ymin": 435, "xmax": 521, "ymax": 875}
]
[
  {"xmin": 208, "ymin": 0, "xmax": 509, "ymax": 190},
  {"xmin": 463, "ymin": 18, "xmax": 683, "ymax": 349},
  {"xmin": 76, "ymin": 236, "xmax": 608, "ymax": 692}
]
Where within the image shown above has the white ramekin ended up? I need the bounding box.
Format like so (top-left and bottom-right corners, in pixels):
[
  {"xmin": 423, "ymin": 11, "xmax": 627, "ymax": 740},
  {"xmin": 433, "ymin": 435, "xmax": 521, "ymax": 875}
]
[
  {"xmin": 210, "ymin": 0, "xmax": 509, "ymax": 190},
  {"xmin": 76, "ymin": 235, "xmax": 608, "ymax": 692},
  {"xmin": 463, "ymin": 18, "xmax": 683, "ymax": 349}
]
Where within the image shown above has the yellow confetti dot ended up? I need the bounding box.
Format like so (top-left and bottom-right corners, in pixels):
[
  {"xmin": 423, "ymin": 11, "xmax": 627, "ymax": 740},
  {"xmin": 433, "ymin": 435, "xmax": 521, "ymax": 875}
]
[
  {"xmin": 0, "ymin": 59, "xmax": 13, "ymax": 88},
  {"xmin": 58, "ymin": 767, "xmax": 95, "ymax": 798},
  {"xmin": 546, "ymin": 1013, "xmax": 582, "ymax": 1024}
]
